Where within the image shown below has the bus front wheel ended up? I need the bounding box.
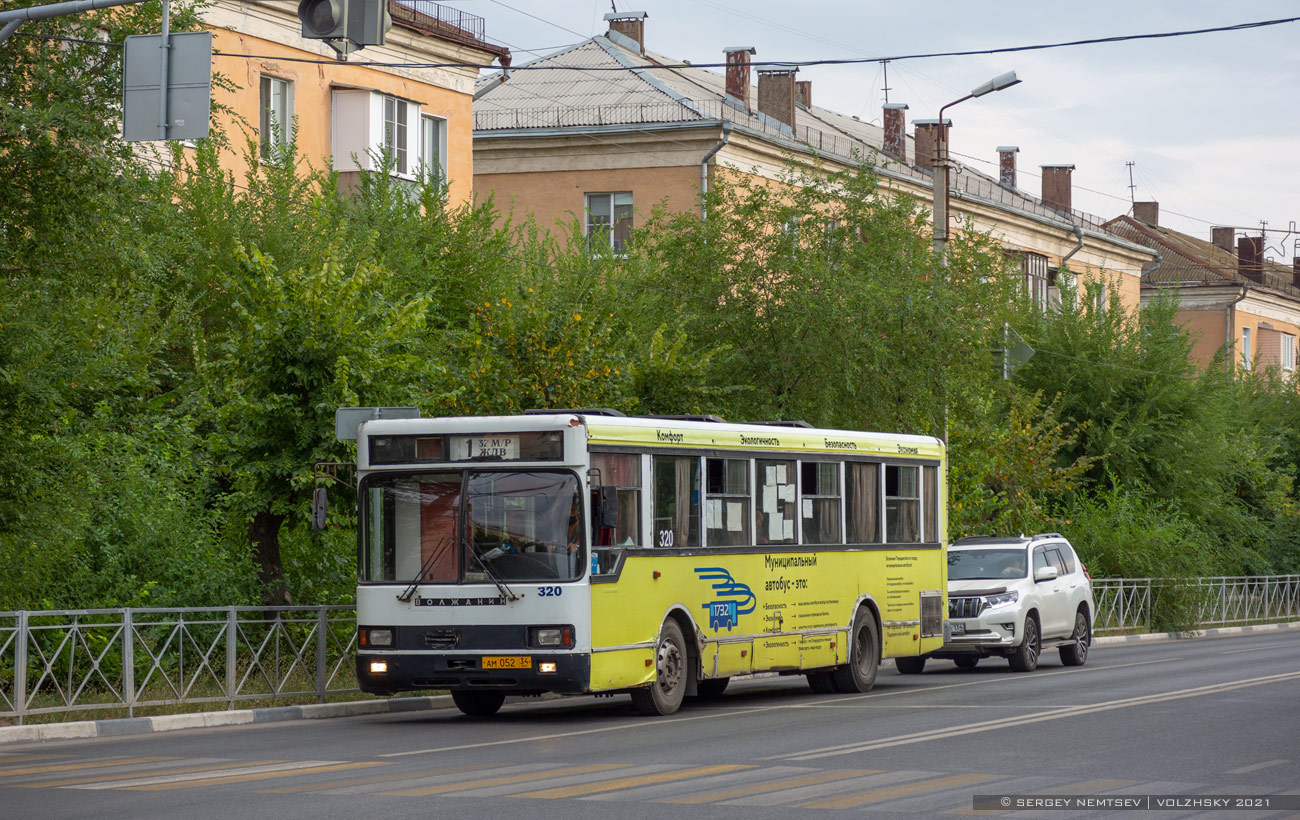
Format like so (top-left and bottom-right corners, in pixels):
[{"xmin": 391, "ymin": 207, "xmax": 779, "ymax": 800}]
[
  {"xmin": 631, "ymin": 620, "xmax": 688, "ymax": 716},
  {"xmin": 452, "ymin": 690, "xmax": 505, "ymax": 717},
  {"xmin": 832, "ymin": 610, "xmax": 879, "ymax": 693}
]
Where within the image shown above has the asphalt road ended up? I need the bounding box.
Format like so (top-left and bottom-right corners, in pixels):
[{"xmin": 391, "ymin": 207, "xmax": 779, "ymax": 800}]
[{"xmin": 3, "ymin": 632, "xmax": 1299, "ymax": 820}]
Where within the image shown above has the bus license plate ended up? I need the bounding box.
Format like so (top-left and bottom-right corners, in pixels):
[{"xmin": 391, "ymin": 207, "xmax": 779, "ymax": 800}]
[{"xmin": 482, "ymin": 656, "xmax": 531, "ymax": 669}]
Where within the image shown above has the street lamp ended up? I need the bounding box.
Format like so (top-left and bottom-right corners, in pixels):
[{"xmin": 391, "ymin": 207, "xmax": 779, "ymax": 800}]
[{"xmin": 932, "ymin": 70, "xmax": 1021, "ymax": 259}]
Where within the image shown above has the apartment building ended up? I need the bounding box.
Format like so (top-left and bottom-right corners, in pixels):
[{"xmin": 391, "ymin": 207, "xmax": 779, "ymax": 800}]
[{"xmin": 472, "ymin": 11, "xmax": 1152, "ymax": 312}]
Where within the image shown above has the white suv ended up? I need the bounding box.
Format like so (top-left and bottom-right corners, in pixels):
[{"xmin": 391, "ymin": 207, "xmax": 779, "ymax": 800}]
[{"xmin": 896, "ymin": 534, "xmax": 1094, "ymax": 673}]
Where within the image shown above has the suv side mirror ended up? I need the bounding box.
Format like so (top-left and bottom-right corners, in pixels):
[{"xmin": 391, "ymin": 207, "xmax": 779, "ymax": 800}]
[{"xmin": 1034, "ymin": 565, "xmax": 1059, "ymax": 582}]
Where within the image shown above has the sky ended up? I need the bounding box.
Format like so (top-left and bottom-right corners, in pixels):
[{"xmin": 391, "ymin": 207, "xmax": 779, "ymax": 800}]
[{"xmin": 445, "ymin": 0, "xmax": 1300, "ymax": 261}]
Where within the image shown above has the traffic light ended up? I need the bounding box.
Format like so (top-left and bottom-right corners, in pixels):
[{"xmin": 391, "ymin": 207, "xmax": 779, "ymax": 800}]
[{"xmin": 298, "ymin": 0, "xmax": 391, "ymax": 47}]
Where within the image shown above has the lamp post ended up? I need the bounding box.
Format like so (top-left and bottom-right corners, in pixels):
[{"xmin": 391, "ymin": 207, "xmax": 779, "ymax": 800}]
[{"xmin": 932, "ymin": 70, "xmax": 1021, "ymax": 259}]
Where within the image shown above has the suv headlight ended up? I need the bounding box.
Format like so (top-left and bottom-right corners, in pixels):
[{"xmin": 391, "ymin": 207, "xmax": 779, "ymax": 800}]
[{"xmin": 981, "ymin": 591, "xmax": 1019, "ymax": 610}]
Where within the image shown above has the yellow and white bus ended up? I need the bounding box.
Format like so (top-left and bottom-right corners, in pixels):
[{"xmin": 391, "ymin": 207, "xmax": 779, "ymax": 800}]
[{"xmin": 340, "ymin": 409, "xmax": 946, "ymax": 716}]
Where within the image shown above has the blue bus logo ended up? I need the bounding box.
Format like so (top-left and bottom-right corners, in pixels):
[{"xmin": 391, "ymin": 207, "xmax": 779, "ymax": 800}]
[{"xmin": 695, "ymin": 568, "xmax": 756, "ymax": 632}]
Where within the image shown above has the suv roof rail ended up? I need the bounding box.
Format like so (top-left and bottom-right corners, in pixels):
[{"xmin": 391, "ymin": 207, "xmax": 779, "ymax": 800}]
[
  {"xmin": 1030, "ymin": 532, "xmax": 1064, "ymax": 541},
  {"xmin": 639, "ymin": 414, "xmax": 728, "ymax": 423}
]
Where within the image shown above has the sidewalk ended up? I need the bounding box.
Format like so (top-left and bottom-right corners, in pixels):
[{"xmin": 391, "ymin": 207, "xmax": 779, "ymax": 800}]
[{"xmin": 3, "ymin": 620, "xmax": 1297, "ymax": 746}]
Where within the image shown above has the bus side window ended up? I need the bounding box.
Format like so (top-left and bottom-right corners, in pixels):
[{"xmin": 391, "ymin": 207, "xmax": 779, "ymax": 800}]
[
  {"xmin": 653, "ymin": 455, "xmax": 699, "ymax": 548},
  {"xmin": 800, "ymin": 461, "xmax": 842, "ymax": 544},
  {"xmin": 591, "ymin": 452, "xmax": 642, "ymax": 573}
]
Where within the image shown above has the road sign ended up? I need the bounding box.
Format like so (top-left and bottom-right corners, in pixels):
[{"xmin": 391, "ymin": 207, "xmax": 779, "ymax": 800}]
[{"xmin": 122, "ymin": 30, "xmax": 212, "ymax": 142}]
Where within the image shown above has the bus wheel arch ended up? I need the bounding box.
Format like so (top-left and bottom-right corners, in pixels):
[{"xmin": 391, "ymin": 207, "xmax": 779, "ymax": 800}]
[{"xmin": 631, "ymin": 612, "xmax": 694, "ymax": 716}]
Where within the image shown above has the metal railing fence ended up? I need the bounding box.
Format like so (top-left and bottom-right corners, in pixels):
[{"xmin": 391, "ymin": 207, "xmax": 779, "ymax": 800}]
[
  {"xmin": 0, "ymin": 606, "xmax": 356, "ymax": 726},
  {"xmin": 3, "ymin": 576, "xmax": 1298, "ymax": 724},
  {"xmin": 1092, "ymin": 575, "xmax": 1300, "ymax": 635}
]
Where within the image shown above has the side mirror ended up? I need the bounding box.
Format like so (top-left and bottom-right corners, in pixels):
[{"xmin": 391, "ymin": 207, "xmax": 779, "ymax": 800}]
[
  {"xmin": 311, "ymin": 487, "xmax": 328, "ymax": 531},
  {"xmin": 1034, "ymin": 565, "xmax": 1059, "ymax": 582},
  {"xmin": 594, "ymin": 487, "xmax": 618, "ymax": 531}
]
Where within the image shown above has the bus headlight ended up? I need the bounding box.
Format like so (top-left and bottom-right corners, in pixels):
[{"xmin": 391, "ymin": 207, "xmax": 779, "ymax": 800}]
[
  {"xmin": 361, "ymin": 628, "xmax": 393, "ymax": 647},
  {"xmin": 539, "ymin": 662, "xmax": 558, "ymax": 674},
  {"xmin": 369, "ymin": 660, "xmax": 389, "ymax": 674},
  {"xmin": 528, "ymin": 626, "xmax": 574, "ymax": 648}
]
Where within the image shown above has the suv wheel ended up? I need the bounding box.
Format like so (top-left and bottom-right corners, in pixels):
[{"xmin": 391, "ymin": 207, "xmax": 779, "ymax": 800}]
[
  {"xmin": 1059, "ymin": 609, "xmax": 1091, "ymax": 667},
  {"xmin": 1008, "ymin": 614, "xmax": 1040, "ymax": 672},
  {"xmin": 894, "ymin": 656, "xmax": 926, "ymax": 675}
]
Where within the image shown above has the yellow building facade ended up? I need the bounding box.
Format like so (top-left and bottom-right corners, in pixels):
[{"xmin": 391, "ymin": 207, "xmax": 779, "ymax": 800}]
[{"xmin": 200, "ymin": 0, "xmax": 508, "ymax": 207}]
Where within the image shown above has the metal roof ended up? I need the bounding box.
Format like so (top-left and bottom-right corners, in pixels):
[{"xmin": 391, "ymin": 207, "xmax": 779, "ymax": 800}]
[
  {"xmin": 1104, "ymin": 215, "xmax": 1300, "ymax": 299},
  {"xmin": 475, "ymin": 33, "xmax": 1118, "ymax": 234}
]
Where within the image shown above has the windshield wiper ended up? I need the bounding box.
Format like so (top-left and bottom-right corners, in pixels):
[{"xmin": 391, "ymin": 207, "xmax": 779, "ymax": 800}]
[
  {"xmin": 467, "ymin": 538, "xmax": 520, "ymax": 602},
  {"xmin": 397, "ymin": 537, "xmax": 450, "ymax": 603}
]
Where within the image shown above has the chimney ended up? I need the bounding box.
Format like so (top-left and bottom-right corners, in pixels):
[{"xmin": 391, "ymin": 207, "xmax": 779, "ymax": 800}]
[
  {"xmin": 1211, "ymin": 226, "xmax": 1235, "ymax": 254},
  {"xmin": 795, "ymin": 80, "xmax": 812, "ymax": 109},
  {"xmin": 997, "ymin": 145, "xmax": 1019, "ymax": 189},
  {"xmin": 603, "ymin": 11, "xmax": 647, "ymax": 56},
  {"xmin": 1041, "ymin": 164, "xmax": 1076, "ymax": 214},
  {"xmin": 757, "ymin": 68, "xmax": 798, "ymax": 130},
  {"xmin": 913, "ymin": 119, "xmax": 949, "ymax": 174},
  {"xmin": 724, "ymin": 47, "xmax": 755, "ymax": 111},
  {"xmin": 1237, "ymin": 236, "xmax": 1264, "ymax": 283},
  {"xmin": 1133, "ymin": 201, "xmax": 1159, "ymax": 227},
  {"xmin": 882, "ymin": 103, "xmax": 907, "ymax": 160}
]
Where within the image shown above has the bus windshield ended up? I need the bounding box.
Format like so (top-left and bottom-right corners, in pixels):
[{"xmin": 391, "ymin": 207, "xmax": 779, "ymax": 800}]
[
  {"xmin": 361, "ymin": 470, "xmax": 583, "ymax": 584},
  {"xmin": 948, "ymin": 548, "xmax": 1027, "ymax": 580}
]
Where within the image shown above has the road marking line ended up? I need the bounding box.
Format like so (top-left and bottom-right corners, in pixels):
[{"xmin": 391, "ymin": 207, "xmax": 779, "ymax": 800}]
[
  {"xmin": 1221, "ymin": 641, "xmax": 1300, "ymax": 654},
  {"xmin": 379, "ymin": 705, "xmax": 785, "ymax": 758},
  {"xmin": 383, "ymin": 659, "xmax": 1178, "ymax": 760},
  {"xmin": 14, "ymin": 759, "xmax": 240, "ymax": 788},
  {"xmin": 255, "ymin": 763, "xmax": 483, "ymax": 794},
  {"xmin": 0, "ymin": 754, "xmax": 69, "ymax": 764},
  {"xmin": 125, "ymin": 762, "xmax": 388, "ymax": 791},
  {"xmin": 64, "ymin": 760, "xmax": 293, "ymax": 789},
  {"xmin": 1224, "ymin": 759, "xmax": 1289, "ymax": 774},
  {"xmin": 794, "ymin": 772, "xmax": 997, "ymax": 809},
  {"xmin": 660, "ymin": 768, "xmax": 880, "ymax": 804},
  {"xmin": 777, "ymin": 670, "xmax": 1300, "ymax": 760},
  {"xmin": 0, "ymin": 757, "xmax": 175, "ymax": 777},
  {"xmin": 376, "ymin": 763, "xmax": 629, "ymax": 797},
  {"xmin": 515, "ymin": 764, "xmax": 755, "ymax": 799}
]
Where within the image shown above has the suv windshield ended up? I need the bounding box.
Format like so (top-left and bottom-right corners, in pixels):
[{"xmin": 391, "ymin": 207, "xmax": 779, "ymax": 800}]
[
  {"xmin": 949, "ymin": 548, "xmax": 1027, "ymax": 580},
  {"xmin": 361, "ymin": 470, "xmax": 583, "ymax": 583}
]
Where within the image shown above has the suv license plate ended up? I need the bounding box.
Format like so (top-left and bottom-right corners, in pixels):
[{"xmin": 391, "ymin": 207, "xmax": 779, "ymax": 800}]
[
  {"xmin": 482, "ymin": 656, "xmax": 531, "ymax": 669},
  {"xmin": 950, "ymin": 623, "xmax": 966, "ymax": 635}
]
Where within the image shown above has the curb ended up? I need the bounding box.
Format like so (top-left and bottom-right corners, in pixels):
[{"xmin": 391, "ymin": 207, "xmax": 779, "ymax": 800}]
[
  {"xmin": 5, "ymin": 620, "xmax": 1299, "ymax": 746},
  {"xmin": 0, "ymin": 695, "xmax": 452, "ymax": 746},
  {"xmin": 1093, "ymin": 619, "xmax": 1300, "ymax": 646}
]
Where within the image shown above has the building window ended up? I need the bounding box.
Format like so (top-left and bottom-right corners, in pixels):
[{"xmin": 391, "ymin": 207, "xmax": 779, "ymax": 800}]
[
  {"xmin": 259, "ymin": 76, "xmax": 292, "ymax": 161},
  {"xmin": 1242, "ymin": 326, "xmax": 1252, "ymax": 371},
  {"xmin": 330, "ymin": 89, "xmax": 422, "ymax": 181},
  {"xmin": 586, "ymin": 192, "xmax": 633, "ymax": 254},
  {"xmin": 1094, "ymin": 282, "xmax": 1108, "ymax": 313},
  {"xmin": 420, "ymin": 114, "xmax": 446, "ymax": 182},
  {"xmin": 1019, "ymin": 252, "xmax": 1050, "ymax": 311},
  {"xmin": 1283, "ymin": 334, "xmax": 1296, "ymax": 372},
  {"xmin": 382, "ymin": 95, "xmax": 409, "ymax": 175}
]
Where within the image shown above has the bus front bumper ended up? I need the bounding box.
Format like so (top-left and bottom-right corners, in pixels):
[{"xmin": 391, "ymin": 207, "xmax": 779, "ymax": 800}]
[{"xmin": 356, "ymin": 651, "xmax": 590, "ymax": 695}]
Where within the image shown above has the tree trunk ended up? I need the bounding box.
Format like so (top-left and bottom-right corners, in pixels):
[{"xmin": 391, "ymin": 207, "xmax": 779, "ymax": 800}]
[{"xmin": 249, "ymin": 510, "xmax": 291, "ymax": 607}]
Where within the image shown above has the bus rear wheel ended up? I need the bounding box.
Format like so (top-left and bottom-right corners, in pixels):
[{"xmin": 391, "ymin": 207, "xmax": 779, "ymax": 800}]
[
  {"xmin": 832, "ymin": 610, "xmax": 879, "ymax": 693},
  {"xmin": 631, "ymin": 620, "xmax": 688, "ymax": 716},
  {"xmin": 452, "ymin": 690, "xmax": 505, "ymax": 717}
]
